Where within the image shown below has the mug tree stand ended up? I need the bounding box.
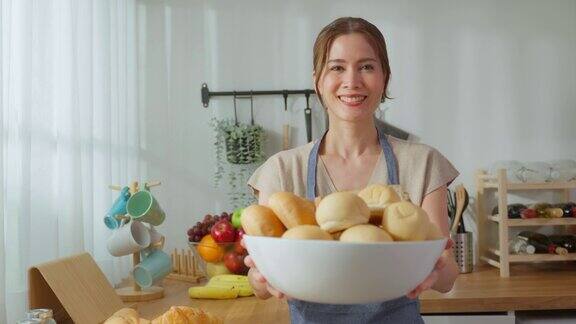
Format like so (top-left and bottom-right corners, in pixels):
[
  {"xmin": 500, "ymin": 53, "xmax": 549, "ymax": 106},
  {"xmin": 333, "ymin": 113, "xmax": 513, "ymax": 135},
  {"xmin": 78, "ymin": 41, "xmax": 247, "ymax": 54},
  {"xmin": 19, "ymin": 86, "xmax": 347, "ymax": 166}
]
[{"xmin": 110, "ymin": 180, "xmax": 165, "ymax": 302}]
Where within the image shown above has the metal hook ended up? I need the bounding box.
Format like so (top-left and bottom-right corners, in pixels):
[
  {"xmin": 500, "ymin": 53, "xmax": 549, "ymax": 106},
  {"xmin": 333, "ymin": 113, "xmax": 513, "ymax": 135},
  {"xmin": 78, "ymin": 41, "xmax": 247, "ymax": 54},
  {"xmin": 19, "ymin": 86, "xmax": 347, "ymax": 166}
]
[
  {"xmin": 250, "ymin": 90, "xmax": 254, "ymax": 125},
  {"xmin": 283, "ymin": 90, "xmax": 288, "ymax": 111},
  {"xmin": 233, "ymin": 91, "xmax": 238, "ymax": 125}
]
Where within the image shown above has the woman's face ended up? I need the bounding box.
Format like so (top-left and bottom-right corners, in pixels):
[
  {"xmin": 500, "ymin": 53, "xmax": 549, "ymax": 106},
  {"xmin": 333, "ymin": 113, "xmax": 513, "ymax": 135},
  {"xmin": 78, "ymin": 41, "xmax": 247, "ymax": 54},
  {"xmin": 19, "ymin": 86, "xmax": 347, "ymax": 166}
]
[{"xmin": 316, "ymin": 33, "xmax": 385, "ymax": 123}]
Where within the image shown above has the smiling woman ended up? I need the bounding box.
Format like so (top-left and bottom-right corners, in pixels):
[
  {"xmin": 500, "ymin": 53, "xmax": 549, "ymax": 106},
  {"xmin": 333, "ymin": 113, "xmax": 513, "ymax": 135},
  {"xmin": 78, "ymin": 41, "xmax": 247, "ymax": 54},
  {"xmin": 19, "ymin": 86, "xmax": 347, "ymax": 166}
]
[{"xmin": 245, "ymin": 17, "xmax": 460, "ymax": 324}]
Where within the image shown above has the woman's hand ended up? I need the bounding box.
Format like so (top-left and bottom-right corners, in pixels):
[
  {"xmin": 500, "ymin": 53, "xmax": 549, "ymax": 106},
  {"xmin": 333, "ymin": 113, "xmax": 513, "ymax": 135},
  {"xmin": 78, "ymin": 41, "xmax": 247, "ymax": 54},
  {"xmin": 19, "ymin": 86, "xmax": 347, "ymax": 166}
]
[
  {"xmin": 406, "ymin": 238, "xmax": 454, "ymax": 299},
  {"xmin": 241, "ymin": 239, "xmax": 288, "ymax": 300}
]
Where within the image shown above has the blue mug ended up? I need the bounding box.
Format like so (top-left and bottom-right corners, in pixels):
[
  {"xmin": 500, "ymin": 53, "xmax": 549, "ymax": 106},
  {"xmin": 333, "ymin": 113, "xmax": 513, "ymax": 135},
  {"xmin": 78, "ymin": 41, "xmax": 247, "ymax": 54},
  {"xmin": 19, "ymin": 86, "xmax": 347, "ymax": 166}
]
[
  {"xmin": 103, "ymin": 187, "xmax": 130, "ymax": 229},
  {"xmin": 133, "ymin": 249, "xmax": 172, "ymax": 288}
]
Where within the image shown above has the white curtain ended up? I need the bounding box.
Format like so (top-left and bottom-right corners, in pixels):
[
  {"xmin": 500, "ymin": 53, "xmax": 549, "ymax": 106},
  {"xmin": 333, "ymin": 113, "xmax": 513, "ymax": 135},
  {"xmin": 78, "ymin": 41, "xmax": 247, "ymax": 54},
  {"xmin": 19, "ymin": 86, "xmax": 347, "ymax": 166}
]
[{"xmin": 1, "ymin": 0, "xmax": 142, "ymax": 322}]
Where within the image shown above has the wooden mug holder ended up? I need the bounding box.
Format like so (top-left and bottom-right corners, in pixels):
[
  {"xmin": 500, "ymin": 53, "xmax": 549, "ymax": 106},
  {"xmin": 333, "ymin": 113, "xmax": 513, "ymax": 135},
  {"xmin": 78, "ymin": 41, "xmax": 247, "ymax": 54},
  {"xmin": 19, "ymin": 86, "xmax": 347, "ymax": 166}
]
[{"xmin": 108, "ymin": 180, "xmax": 165, "ymax": 302}]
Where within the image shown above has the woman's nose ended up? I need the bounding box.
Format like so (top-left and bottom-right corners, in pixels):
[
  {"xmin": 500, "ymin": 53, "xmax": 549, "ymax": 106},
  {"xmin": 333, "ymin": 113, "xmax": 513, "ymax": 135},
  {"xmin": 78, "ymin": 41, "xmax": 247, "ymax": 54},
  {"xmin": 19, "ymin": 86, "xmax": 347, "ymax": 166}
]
[{"xmin": 342, "ymin": 69, "xmax": 361, "ymax": 89}]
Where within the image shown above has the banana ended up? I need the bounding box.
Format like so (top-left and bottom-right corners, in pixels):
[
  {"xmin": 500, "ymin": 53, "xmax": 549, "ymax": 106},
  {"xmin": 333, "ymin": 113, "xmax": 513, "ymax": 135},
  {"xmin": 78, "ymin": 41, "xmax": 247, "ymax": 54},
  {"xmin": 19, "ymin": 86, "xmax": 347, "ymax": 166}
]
[
  {"xmin": 206, "ymin": 282, "xmax": 254, "ymax": 296},
  {"xmin": 188, "ymin": 286, "xmax": 239, "ymax": 299},
  {"xmin": 188, "ymin": 275, "xmax": 254, "ymax": 299},
  {"xmin": 208, "ymin": 274, "xmax": 249, "ymax": 284}
]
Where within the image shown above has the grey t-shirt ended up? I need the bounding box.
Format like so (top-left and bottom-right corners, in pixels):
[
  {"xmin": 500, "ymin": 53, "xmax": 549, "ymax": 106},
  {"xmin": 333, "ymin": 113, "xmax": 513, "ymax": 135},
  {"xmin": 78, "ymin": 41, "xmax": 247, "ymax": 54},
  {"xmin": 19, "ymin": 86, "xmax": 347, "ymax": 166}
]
[{"xmin": 248, "ymin": 135, "xmax": 459, "ymax": 206}]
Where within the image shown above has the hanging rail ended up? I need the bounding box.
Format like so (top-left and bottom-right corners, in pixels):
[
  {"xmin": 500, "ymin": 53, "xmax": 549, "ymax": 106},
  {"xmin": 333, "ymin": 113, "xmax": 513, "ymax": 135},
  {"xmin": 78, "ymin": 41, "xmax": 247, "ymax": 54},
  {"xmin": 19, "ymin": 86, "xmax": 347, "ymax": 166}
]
[{"xmin": 201, "ymin": 83, "xmax": 316, "ymax": 108}]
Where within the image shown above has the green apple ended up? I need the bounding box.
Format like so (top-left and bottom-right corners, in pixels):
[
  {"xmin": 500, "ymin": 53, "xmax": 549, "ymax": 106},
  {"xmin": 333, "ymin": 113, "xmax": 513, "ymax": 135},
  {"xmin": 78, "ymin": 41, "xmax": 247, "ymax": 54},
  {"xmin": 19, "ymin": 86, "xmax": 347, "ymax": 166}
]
[
  {"xmin": 231, "ymin": 208, "xmax": 244, "ymax": 228},
  {"xmin": 206, "ymin": 262, "xmax": 231, "ymax": 278}
]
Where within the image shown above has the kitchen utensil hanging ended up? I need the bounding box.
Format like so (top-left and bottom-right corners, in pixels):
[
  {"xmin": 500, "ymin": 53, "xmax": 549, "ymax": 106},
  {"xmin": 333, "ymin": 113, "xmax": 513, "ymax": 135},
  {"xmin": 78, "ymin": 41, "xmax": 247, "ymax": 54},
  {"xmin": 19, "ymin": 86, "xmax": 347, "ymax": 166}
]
[
  {"xmin": 282, "ymin": 91, "xmax": 291, "ymax": 150},
  {"xmin": 304, "ymin": 93, "xmax": 312, "ymax": 143}
]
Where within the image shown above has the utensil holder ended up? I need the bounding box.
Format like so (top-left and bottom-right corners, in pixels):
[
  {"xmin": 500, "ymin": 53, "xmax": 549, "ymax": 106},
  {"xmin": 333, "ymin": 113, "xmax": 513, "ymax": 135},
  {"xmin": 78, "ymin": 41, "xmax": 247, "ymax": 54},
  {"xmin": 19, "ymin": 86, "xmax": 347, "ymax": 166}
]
[{"xmin": 451, "ymin": 231, "xmax": 473, "ymax": 273}]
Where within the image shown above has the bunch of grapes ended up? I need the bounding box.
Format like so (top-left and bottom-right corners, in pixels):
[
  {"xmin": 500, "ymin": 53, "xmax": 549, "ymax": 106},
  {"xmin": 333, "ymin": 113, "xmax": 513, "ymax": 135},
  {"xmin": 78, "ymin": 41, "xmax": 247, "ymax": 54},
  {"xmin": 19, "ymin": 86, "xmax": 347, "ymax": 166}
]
[{"xmin": 187, "ymin": 212, "xmax": 232, "ymax": 242}]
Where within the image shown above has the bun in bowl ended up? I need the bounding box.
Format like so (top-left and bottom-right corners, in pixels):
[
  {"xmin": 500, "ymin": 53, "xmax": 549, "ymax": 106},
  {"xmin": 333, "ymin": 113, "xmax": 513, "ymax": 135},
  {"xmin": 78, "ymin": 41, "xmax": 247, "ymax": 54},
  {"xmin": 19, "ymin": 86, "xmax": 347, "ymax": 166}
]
[
  {"xmin": 382, "ymin": 201, "xmax": 430, "ymax": 241},
  {"xmin": 281, "ymin": 225, "xmax": 332, "ymax": 240},
  {"xmin": 241, "ymin": 205, "xmax": 286, "ymax": 237},
  {"xmin": 315, "ymin": 192, "xmax": 370, "ymax": 233},
  {"xmin": 268, "ymin": 192, "xmax": 317, "ymax": 228},
  {"xmin": 339, "ymin": 224, "xmax": 393, "ymax": 243},
  {"xmin": 357, "ymin": 184, "xmax": 401, "ymax": 213}
]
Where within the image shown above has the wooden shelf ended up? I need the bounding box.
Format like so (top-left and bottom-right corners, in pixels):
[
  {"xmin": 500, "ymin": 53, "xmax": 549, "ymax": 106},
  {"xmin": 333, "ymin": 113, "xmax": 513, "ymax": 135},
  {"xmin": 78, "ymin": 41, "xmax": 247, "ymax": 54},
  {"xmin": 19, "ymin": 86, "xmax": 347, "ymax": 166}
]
[
  {"xmin": 509, "ymin": 253, "xmax": 576, "ymax": 262},
  {"xmin": 482, "ymin": 180, "xmax": 576, "ymax": 190},
  {"xmin": 488, "ymin": 215, "xmax": 576, "ymax": 226},
  {"xmin": 489, "ymin": 248, "xmax": 576, "ymax": 262},
  {"xmin": 476, "ymin": 168, "xmax": 576, "ymax": 278}
]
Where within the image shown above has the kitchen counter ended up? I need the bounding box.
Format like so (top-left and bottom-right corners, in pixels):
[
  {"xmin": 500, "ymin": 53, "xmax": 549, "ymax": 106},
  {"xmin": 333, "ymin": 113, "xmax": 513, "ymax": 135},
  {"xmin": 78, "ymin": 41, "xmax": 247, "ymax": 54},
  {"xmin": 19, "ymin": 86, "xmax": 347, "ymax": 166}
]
[{"xmin": 129, "ymin": 263, "xmax": 576, "ymax": 322}]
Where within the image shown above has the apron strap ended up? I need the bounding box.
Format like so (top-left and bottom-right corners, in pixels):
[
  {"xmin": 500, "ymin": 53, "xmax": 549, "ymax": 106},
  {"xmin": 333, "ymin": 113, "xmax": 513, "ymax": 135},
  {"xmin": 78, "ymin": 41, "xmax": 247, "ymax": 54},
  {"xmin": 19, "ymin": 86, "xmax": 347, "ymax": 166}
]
[
  {"xmin": 377, "ymin": 127, "xmax": 399, "ymax": 185},
  {"xmin": 306, "ymin": 135, "xmax": 323, "ymax": 201}
]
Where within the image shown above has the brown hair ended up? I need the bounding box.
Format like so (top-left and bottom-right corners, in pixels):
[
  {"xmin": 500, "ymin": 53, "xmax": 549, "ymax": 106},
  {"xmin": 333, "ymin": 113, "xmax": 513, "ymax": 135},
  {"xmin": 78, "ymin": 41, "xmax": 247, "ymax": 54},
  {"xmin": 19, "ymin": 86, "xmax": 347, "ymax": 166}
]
[{"xmin": 313, "ymin": 17, "xmax": 391, "ymax": 107}]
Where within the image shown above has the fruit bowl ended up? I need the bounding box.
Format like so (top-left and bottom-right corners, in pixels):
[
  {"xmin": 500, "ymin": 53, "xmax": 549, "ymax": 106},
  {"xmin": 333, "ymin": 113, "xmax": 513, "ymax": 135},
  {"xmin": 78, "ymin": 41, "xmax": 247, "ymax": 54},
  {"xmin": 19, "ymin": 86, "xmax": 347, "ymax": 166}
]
[
  {"xmin": 243, "ymin": 235, "xmax": 447, "ymax": 304},
  {"xmin": 188, "ymin": 240, "xmax": 248, "ymax": 278}
]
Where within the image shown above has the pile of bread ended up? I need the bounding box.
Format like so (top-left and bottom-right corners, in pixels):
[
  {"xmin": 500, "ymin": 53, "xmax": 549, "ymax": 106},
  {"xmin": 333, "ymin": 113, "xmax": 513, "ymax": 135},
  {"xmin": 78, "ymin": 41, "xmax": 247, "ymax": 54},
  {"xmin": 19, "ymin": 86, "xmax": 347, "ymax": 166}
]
[
  {"xmin": 241, "ymin": 184, "xmax": 443, "ymax": 242},
  {"xmin": 104, "ymin": 306, "xmax": 222, "ymax": 324}
]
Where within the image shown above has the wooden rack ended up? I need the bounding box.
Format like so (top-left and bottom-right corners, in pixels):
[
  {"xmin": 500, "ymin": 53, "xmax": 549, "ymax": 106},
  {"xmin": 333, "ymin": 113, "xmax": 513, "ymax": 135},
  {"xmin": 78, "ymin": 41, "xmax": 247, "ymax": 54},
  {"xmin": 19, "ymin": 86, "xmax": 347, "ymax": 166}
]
[
  {"xmin": 166, "ymin": 248, "xmax": 204, "ymax": 283},
  {"xmin": 476, "ymin": 169, "xmax": 576, "ymax": 277}
]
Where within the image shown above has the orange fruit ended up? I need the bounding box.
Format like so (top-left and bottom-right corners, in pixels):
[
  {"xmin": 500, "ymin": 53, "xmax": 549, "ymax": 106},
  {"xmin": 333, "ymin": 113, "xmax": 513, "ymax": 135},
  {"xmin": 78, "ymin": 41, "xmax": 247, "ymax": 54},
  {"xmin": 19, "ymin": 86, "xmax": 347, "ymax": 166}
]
[{"xmin": 197, "ymin": 234, "xmax": 224, "ymax": 262}]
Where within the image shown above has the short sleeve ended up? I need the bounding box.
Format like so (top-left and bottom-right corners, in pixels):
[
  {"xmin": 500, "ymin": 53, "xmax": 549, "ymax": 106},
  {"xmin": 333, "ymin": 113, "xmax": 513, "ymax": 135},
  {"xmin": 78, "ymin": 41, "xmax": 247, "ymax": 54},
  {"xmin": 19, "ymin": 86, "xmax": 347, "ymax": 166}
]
[
  {"xmin": 423, "ymin": 148, "xmax": 459, "ymax": 195},
  {"xmin": 247, "ymin": 155, "xmax": 283, "ymax": 197}
]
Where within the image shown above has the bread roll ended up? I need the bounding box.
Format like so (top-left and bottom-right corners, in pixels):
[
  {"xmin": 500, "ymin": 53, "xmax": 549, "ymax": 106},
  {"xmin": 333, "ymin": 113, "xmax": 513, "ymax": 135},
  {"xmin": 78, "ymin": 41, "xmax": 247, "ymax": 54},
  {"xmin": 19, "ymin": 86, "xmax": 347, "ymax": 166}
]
[
  {"xmin": 152, "ymin": 306, "xmax": 222, "ymax": 324},
  {"xmin": 268, "ymin": 192, "xmax": 317, "ymax": 228},
  {"xmin": 314, "ymin": 196, "xmax": 323, "ymax": 208},
  {"xmin": 339, "ymin": 224, "xmax": 393, "ymax": 243},
  {"xmin": 426, "ymin": 222, "xmax": 444, "ymax": 240},
  {"xmin": 104, "ymin": 308, "xmax": 150, "ymax": 324},
  {"xmin": 357, "ymin": 184, "xmax": 401, "ymax": 216},
  {"xmin": 315, "ymin": 192, "xmax": 370, "ymax": 233},
  {"xmin": 331, "ymin": 230, "xmax": 344, "ymax": 240},
  {"xmin": 281, "ymin": 225, "xmax": 332, "ymax": 240},
  {"xmin": 240, "ymin": 205, "xmax": 286, "ymax": 237},
  {"xmin": 382, "ymin": 201, "xmax": 430, "ymax": 241}
]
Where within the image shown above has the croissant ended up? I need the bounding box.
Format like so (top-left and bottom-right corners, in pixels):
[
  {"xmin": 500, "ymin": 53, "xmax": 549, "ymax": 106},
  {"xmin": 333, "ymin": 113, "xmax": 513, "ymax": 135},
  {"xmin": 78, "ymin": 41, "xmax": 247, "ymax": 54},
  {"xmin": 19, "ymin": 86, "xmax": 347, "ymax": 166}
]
[
  {"xmin": 151, "ymin": 306, "xmax": 222, "ymax": 324},
  {"xmin": 104, "ymin": 308, "xmax": 149, "ymax": 324}
]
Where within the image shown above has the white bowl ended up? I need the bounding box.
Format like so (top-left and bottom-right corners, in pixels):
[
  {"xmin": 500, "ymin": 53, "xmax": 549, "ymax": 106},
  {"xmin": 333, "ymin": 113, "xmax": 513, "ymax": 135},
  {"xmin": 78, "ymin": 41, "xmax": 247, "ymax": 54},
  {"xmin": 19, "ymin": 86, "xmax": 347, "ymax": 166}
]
[{"xmin": 244, "ymin": 235, "xmax": 447, "ymax": 304}]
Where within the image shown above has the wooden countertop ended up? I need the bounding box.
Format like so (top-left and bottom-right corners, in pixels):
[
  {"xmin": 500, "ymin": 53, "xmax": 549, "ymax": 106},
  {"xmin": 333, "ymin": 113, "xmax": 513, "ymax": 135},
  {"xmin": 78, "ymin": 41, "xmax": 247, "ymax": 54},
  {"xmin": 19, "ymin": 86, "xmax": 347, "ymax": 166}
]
[{"xmin": 129, "ymin": 263, "xmax": 576, "ymax": 323}]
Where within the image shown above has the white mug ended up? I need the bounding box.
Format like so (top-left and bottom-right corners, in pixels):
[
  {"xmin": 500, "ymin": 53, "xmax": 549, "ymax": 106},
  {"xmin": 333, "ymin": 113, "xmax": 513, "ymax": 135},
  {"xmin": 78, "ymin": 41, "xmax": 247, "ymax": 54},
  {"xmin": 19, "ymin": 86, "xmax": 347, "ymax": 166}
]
[
  {"xmin": 107, "ymin": 220, "xmax": 151, "ymax": 257},
  {"xmin": 147, "ymin": 225, "xmax": 165, "ymax": 249}
]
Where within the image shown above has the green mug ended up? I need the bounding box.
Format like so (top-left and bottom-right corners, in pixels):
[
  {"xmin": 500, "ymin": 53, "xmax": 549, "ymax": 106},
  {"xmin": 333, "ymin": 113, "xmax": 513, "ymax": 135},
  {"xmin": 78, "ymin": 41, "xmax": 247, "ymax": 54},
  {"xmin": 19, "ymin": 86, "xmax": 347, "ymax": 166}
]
[{"xmin": 126, "ymin": 191, "xmax": 166, "ymax": 226}]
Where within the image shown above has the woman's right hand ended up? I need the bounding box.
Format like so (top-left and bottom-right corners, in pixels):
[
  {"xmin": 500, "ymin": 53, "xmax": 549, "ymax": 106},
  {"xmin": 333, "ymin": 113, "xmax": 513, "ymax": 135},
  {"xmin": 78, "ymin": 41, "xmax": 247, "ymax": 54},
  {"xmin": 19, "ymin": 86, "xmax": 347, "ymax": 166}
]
[{"xmin": 241, "ymin": 239, "xmax": 286, "ymax": 300}]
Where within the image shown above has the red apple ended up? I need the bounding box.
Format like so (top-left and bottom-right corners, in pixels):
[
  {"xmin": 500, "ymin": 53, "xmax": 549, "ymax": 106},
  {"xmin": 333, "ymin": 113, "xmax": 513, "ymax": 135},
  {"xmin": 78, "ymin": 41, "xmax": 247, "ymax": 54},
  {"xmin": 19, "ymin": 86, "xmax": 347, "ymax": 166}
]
[
  {"xmin": 210, "ymin": 219, "xmax": 236, "ymax": 243},
  {"xmin": 233, "ymin": 241, "xmax": 246, "ymax": 254},
  {"xmin": 223, "ymin": 251, "xmax": 249, "ymax": 275},
  {"xmin": 235, "ymin": 228, "xmax": 246, "ymax": 242}
]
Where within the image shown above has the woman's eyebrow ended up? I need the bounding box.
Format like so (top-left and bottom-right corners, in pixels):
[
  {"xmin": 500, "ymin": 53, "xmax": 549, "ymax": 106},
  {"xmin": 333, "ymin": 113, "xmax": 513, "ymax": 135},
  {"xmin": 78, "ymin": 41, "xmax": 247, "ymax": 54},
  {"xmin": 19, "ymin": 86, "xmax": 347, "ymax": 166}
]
[{"xmin": 327, "ymin": 58, "xmax": 377, "ymax": 64}]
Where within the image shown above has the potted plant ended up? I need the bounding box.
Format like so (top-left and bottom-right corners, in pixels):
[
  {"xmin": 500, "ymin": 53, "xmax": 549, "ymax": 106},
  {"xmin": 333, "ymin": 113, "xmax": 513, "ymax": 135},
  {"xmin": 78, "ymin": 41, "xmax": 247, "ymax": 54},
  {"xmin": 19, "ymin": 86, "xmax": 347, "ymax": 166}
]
[{"xmin": 210, "ymin": 117, "xmax": 266, "ymax": 208}]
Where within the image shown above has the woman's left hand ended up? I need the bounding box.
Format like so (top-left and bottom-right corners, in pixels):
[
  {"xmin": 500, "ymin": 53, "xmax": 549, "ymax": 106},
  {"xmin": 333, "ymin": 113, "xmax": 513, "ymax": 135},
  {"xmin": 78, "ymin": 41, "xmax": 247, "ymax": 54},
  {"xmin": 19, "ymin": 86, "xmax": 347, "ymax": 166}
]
[{"xmin": 406, "ymin": 238, "xmax": 454, "ymax": 299}]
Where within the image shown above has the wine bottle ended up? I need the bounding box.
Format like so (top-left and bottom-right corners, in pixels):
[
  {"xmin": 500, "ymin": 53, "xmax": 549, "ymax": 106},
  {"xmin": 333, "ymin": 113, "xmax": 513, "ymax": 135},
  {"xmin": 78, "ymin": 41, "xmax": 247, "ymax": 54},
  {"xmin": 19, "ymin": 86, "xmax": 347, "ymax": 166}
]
[
  {"xmin": 552, "ymin": 203, "xmax": 576, "ymax": 218},
  {"xmin": 548, "ymin": 235, "xmax": 576, "ymax": 253},
  {"xmin": 491, "ymin": 204, "xmax": 530, "ymax": 219},
  {"xmin": 508, "ymin": 237, "xmax": 536, "ymax": 254},
  {"xmin": 530, "ymin": 203, "xmax": 563, "ymax": 218},
  {"xmin": 517, "ymin": 231, "xmax": 568, "ymax": 255}
]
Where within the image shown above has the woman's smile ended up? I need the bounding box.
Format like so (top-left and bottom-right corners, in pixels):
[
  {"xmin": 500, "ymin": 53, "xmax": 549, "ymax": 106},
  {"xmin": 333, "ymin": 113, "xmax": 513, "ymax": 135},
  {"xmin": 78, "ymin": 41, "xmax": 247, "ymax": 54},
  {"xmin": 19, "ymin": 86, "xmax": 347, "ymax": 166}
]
[{"xmin": 338, "ymin": 94, "xmax": 368, "ymax": 107}]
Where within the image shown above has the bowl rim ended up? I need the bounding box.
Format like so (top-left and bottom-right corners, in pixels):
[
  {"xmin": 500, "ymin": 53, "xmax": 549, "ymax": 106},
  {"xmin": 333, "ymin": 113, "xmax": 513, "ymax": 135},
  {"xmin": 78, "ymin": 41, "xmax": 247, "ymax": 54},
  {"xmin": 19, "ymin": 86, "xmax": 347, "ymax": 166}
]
[{"xmin": 243, "ymin": 235, "xmax": 447, "ymax": 246}]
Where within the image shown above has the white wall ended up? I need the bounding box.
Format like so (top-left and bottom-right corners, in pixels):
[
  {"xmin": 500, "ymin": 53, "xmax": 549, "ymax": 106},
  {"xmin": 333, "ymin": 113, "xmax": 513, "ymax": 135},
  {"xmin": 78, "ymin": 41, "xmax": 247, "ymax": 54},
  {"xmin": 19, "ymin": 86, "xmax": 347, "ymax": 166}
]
[{"xmin": 135, "ymin": 0, "xmax": 576, "ymax": 251}]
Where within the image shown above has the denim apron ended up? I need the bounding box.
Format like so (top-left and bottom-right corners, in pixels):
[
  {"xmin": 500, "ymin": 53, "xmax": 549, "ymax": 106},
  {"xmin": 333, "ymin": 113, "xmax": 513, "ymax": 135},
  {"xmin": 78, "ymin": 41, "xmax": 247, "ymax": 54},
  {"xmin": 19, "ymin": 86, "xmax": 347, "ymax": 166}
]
[{"xmin": 287, "ymin": 126, "xmax": 425, "ymax": 324}]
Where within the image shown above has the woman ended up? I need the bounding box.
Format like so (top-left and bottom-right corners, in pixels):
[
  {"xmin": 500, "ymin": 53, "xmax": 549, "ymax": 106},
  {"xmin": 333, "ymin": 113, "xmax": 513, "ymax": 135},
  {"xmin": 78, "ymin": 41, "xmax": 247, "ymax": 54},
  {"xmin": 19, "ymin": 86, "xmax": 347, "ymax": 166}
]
[{"xmin": 244, "ymin": 17, "xmax": 460, "ymax": 323}]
